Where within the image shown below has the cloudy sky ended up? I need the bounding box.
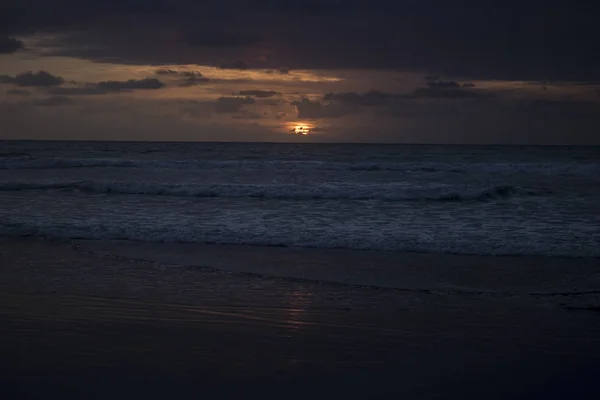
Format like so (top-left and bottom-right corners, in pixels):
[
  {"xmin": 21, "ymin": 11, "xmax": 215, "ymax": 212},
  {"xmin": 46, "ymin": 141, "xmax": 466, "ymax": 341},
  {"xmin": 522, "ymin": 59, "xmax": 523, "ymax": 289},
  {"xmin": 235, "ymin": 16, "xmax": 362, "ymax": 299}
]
[{"xmin": 1, "ymin": 0, "xmax": 599, "ymax": 144}]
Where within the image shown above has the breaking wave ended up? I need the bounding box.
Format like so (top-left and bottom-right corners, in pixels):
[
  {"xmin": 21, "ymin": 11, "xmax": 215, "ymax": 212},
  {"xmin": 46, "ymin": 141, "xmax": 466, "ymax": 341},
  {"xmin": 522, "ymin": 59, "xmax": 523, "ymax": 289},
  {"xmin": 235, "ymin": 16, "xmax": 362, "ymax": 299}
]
[
  {"xmin": 0, "ymin": 180, "xmax": 534, "ymax": 201},
  {"xmin": 0, "ymin": 218, "xmax": 597, "ymax": 257}
]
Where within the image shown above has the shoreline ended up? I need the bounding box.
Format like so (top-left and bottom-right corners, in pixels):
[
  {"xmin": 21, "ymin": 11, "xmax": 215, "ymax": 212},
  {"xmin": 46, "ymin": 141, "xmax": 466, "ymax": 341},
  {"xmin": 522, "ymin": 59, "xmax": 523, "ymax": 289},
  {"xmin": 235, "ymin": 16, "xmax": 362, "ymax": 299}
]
[
  {"xmin": 1, "ymin": 237, "xmax": 600, "ymax": 399},
  {"xmin": 72, "ymin": 238, "xmax": 600, "ymax": 295}
]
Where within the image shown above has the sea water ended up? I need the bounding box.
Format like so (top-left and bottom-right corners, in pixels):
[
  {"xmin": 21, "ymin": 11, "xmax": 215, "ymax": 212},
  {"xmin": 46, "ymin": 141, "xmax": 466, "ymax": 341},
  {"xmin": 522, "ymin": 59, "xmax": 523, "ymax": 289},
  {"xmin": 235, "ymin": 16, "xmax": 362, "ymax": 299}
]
[{"xmin": 1, "ymin": 141, "xmax": 599, "ymax": 257}]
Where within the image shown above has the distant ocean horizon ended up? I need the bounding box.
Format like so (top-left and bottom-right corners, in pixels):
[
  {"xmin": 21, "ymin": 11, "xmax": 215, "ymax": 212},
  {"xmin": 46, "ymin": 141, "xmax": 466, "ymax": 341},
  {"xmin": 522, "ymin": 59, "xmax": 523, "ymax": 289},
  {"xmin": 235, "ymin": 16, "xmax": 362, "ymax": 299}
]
[
  {"xmin": 1, "ymin": 141, "xmax": 599, "ymax": 257},
  {"xmin": 4, "ymin": 139, "xmax": 600, "ymax": 146}
]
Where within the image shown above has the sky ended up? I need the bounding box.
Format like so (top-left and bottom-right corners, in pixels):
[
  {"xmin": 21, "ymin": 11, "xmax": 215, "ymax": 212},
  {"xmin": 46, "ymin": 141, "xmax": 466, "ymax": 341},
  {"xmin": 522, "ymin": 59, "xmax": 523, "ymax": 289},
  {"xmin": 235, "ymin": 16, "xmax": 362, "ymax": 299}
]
[{"xmin": 1, "ymin": 0, "xmax": 599, "ymax": 144}]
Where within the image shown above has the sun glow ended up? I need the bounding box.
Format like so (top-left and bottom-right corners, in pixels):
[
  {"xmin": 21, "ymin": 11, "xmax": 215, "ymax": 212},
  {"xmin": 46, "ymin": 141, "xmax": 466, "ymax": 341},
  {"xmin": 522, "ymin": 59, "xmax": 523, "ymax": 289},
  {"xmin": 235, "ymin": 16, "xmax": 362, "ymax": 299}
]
[
  {"xmin": 294, "ymin": 126, "xmax": 310, "ymax": 135},
  {"xmin": 288, "ymin": 122, "xmax": 314, "ymax": 135}
]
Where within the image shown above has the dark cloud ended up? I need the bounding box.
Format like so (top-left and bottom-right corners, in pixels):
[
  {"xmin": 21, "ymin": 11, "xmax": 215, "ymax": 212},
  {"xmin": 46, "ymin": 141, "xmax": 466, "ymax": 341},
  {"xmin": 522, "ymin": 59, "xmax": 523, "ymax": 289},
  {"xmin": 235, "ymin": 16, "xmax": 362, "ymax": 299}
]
[
  {"xmin": 425, "ymin": 80, "xmax": 475, "ymax": 88},
  {"xmin": 425, "ymin": 81, "xmax": 461, "ymax": 88},
  {"xmin": 411, "ymin": 87, "xmax": 487, "ymax": 99},
  {"xmin": 155, "ymin": 69, "xmax": 180, "ymax": 75},
  {"xmin": 313, "ymin": 87, "xmax": 495, "ymax": 120},
  {"xmin": 179, "ymin": 76, "xmax": 210, "ymax": 87},
  {"xmin": 256, "ymin": 0, "xmax": 354, "ymax": 15},
  {"xmin": 292, "ymin": 98, "xmax": 354, "ymax": 119},
  {"xmin": 325, "ymin": 87, "xmax": 489, "ymax": 104},
  {"xmin": 0, "ymin": 36, "xmax": 24, "ymax": 53},
  {"xmin": 184, "ymin": 30, "xmax": 262, "ymax": 48},
  {"xmin": 178, "ymin": 99, "xmax": 213, "ymax": 118},
  {"xmin": 324, "ymin": 90, "xmax": 396, "ymax": 106},
  {"xmin": 232, "ymin": 111, "xmax": 269, "ymax": 120},
  {"xmin": 507, "ymin": 99, "xmax": 600, "ymax": 120},
  {"xmin": 264, "ymin": 67, "xmax": 291, "ymax": 75},
  {"xmin": 32, "ymin": 96, "xmax": 73, "ymax": 106},
  {"xmin": 214, "ymin": 96, "xmax": 255, "ymax": 113},
  {"xmin": 238, "ymin": 90, "xmax": 280, "ymax": 98},
  {"xmin": 530, "ymin": 80, "xmax": 600, "ymax": 87},
  {"xmin": 48, "ymin": 86, "xmax": 109, "ymax": 95},
  {"xmin": 181, "ymin": 71, "xmax": 204, "ymax": 77},
  {"xmin": 6, "ymin": 89, "xmax": 32, "ymax": 95},
  {"xmin": 0, "ymin": 71, "xmax": 65, "ymax": 87},
  {"xmin": 409, "ymin": 81, "xmax": 488, "ymax": 99},
  {"xmin": 527, "ymin": 99, "xmax": 594, "ymax": 107},
  {"xmin": 409, "ymin": 87, "xmax": 493, "ymax": 99},
  {"xmin": 156, "ymin": 69, "xmax": 204, "ymax": 77},
  {"xmin": 46, "ymin": 78, "xmax": 166, "ymax": 95},
  {"xmin": 154, "ymin": 69, "xmax": 210, "ymax": 86},
  {"xmin": 1, "ymin": 1, "xmax": 599, "ymax": 80},
  {"xmin": 97, "ymin": 78, "xmax": 164, "ymax": 91},
  {"xmin": 261, "ymin": 98, "xmax": 284, "ymax": 106},
  {"xmin": 218, "ymin": 60, "xmax": 251, "ymax": 70}
]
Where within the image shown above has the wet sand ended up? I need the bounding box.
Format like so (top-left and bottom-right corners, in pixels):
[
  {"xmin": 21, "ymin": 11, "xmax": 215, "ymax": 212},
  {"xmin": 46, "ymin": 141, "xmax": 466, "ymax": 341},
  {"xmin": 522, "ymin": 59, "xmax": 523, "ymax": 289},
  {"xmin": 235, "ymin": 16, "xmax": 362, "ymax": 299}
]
[{"xmin": 1, "ymin": 238, "xmax": 599, "ymax": 399}]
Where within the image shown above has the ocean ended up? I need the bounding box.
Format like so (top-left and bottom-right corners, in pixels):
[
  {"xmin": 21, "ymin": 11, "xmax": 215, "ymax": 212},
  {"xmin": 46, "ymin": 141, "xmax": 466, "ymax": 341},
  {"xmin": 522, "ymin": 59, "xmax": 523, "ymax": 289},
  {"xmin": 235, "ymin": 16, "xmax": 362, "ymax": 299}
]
[{"xmin": 1, "ymin": 141, "xmax": 599, "ymax": 257}]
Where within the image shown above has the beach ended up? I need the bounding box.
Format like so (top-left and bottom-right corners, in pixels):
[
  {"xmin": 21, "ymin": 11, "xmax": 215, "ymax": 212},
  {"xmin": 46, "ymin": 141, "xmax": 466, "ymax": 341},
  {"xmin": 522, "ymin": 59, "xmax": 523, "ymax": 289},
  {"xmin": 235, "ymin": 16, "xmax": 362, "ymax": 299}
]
[
  {"xmin": 1, "ymin": 237, "xmax": 599, "ymax": 399},
  {"xmin": 1, "ymin": 142, "xmax": 599, "ymax": 398},
  {"xmin": 2, "ymin": 0, "xmax": 600, "ymax": 395}
]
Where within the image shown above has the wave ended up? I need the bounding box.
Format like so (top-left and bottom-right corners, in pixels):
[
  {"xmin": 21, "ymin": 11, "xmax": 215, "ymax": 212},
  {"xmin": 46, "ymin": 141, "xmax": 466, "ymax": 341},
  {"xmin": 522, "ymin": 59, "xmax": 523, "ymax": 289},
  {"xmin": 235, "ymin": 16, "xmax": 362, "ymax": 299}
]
[
  {"xmin": 0, "ymin": 181, "xmax": 534, "ymax": 201},
  {"xmin": 1, "ymin": 156, "xmax": 599, "ymax": 176},
  {"xmin": 0, "ymin": 152, "xmax": 31, "ymax": 158},
  {"xmin": 0, "ymin": 157, "xmax": 138, "ymax": 169},
  {"xmin": 1, "ymin": 219, "xmax": 597, "ymax": 257}
]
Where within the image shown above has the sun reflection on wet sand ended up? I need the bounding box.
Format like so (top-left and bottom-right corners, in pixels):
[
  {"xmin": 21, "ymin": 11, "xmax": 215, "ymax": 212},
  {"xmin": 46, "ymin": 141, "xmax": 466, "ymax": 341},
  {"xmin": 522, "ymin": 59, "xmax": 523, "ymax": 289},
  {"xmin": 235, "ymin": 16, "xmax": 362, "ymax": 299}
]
[{"xmin": 281, "ymin": 290, "xmax": 313, "ymax": 332}]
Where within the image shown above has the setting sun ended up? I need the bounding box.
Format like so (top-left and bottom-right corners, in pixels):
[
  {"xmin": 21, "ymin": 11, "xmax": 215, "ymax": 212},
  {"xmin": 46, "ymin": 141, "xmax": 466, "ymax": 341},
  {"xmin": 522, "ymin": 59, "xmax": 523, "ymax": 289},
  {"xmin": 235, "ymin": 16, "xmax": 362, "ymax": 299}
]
[
  {"xmin": 287, "ymin": 121, "xmax": 314, "ymax": 135},
  {"xmin": 293, "ymin": 126, "xmax": 310, "ymax": 135}
]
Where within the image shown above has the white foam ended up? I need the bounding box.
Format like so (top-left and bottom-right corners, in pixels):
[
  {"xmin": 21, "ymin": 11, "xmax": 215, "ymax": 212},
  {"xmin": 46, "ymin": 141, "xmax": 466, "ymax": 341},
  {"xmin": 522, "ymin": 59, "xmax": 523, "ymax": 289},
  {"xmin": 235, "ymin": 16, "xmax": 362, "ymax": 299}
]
[{"xmin": 1, "ymin": 217, "xmax": 598, "ymax": 257}]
